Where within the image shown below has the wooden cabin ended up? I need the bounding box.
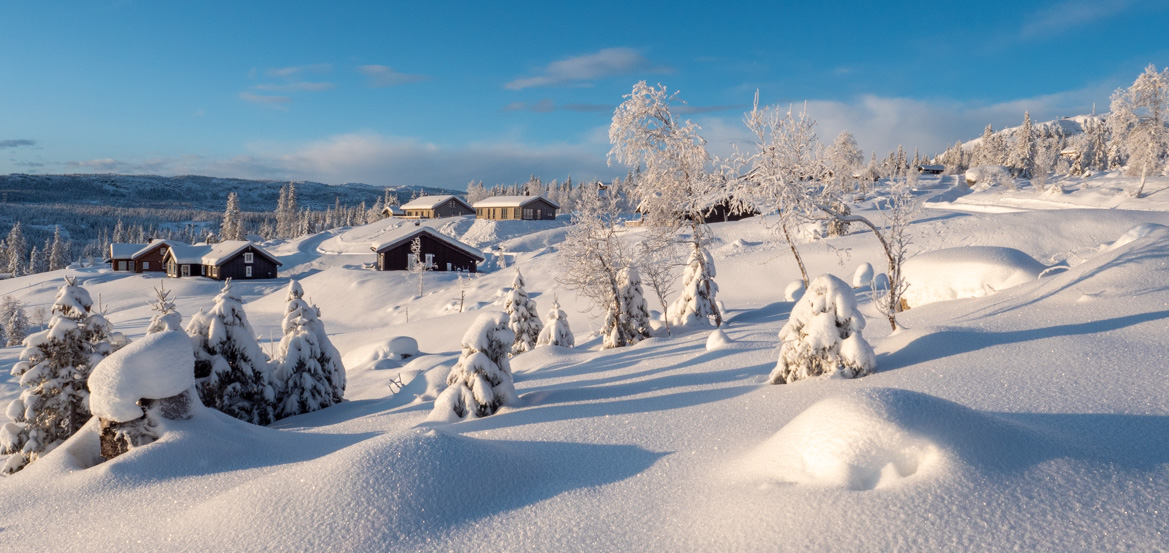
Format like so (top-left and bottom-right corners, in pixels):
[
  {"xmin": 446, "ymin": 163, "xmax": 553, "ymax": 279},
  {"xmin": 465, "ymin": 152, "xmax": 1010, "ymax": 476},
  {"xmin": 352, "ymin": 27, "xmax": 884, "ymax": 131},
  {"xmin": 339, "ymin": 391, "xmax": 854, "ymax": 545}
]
[
  {"xmin": 371, "ymin": 225, "xmax": 483, "ymax": 272},
  {"xmin": 472, "ymin": 195, "xmax": 559, "ymax": 221},
  {"xmin": 107, "ymin": 243, "xmax": 146, "ymax": 272},
  {"xmin": 397, "ymin": 195, "xmax": 475, "ymax": 219},
  {"xmin": 916, "ymin": 164, "xmax": 945, "ymax": 175},
  {"xmin": 129, "ymin": 240, "xmax": 178, "ymax": 273},
  {"xmin": 162, "ymin": 241, "xmax": 281, "ymax": 280}
]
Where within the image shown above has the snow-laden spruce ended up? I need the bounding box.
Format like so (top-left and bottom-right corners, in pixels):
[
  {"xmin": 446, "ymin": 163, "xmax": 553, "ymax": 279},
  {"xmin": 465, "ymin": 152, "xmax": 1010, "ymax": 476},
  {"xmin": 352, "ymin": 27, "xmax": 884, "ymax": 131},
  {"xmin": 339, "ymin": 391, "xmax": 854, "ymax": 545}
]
[
  {"xmin": 667, "ymin": 244, "xmax": 722, "ymax": 327},
  {"xmin": 618, "ymin": 267, "xmax": 652, "ymax": 342},
  {"xmin": 536, "ymin": 298, "xmax": 574, "ymax": 348},
  {"xmin": 430, "ymin": 312, "xmax": 517, "ymax": 420},
  {"xmin": 186, "ymin": 279, "xmax": 275, "ymax": 425},
  {"xmin": 503, "ymin": 269, "xmax": 543, "ymax": 355},
  {"xmin": 1, "ymin": 295, "xmax": 30, "ymax": 347},
  {"xmin": 88, "ymin": 330, "xmax": 198, "ymax": 459},
  {"xmin": 145, "ymin": 282, "xmax": 183, "ymax": 334},
  {"xmin": 273, "ymin": 280, "xmax": 345, "ymax": 418},
  {"xmin": 1, "ymin": 277, "xmax": 122, "ymax": 473},
  {"xmin": 770, "ymin": 274, "xmax": 875, "ymax": 384}
]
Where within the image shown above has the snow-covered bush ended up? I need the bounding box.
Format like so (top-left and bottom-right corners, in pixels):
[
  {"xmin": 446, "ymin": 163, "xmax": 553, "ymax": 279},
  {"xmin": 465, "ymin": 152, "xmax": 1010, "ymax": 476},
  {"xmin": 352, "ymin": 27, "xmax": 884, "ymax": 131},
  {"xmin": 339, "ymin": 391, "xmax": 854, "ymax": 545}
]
[
  {"xmin": 770, "ymin": 274, "xmax": 875, "ymax": 384},
  {"xmin": 964, "ymin": 165, "xmax": 1014, "ymax": 190},
  {"xmin": 145, "ymin": 283, "xmax": 183, "ymax": 334},
  {"xmin": 618, "ymin": 267, "xmax": 652, "ymax": 342},
  {"xmin": 504, "ymin": 269, "xmax": 543, "ymax": 355},
  {"xmin": 667, "ymin": 244, "xmax": 722, "ymax": 327},
  {"xmin": 273, "ymin": 280, "xmax": 345, "ymax": 417},
  {"xmin": 536, "ymin": 298, "xmax": 574, "ymax": 348},
  {"xmin": 88, "ymin": 330, "xmax": 197, "ymax": 459},
  {"xmin": 1, "ymin": 277, "xmax": 121, "ymax": 473},
  {"xmin": 431, "ymin": 312, "xmax": 517, "ymax": 420},
  {"xmin": 186, "ymin": 279, "xmax": 275, "ymax": 425}
]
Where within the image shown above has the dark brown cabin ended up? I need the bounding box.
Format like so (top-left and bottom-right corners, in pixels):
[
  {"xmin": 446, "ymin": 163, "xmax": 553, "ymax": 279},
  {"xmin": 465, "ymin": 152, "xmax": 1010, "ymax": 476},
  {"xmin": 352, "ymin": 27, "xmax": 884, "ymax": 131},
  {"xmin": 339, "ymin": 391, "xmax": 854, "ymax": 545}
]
[
  {"xmin": 372, "ymin": 227, "xmax": 483, "ymax": 272},
  {"xmin": 108, "ymin": 243, "xmax": 146, "ymax": 272},
  {"xmin": 130, "ymin": 240, "xmax": 175, "ymax": 273},
  {"xmin": 202, "ymin": 241, "xmax": 281, "ymax": 280},
  {"xmin": 472, "ymin": 195, "xmax": 559, "ymax": 220},
  {"xmin": 398, "ymin": 195, "xmax": 475, "ymax": 219}
]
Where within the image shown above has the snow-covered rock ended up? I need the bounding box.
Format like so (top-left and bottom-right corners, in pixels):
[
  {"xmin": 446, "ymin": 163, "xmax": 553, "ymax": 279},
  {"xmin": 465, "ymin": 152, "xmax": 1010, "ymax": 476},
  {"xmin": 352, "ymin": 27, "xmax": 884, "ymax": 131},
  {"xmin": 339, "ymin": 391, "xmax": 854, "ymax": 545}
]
[
  {"xmin": 902, "ymin": 246, "xmax": 1046, "ymax": 308},
  {"xmin": 89, "ymin": 331, "xmax": 196, "ymax": 423}
]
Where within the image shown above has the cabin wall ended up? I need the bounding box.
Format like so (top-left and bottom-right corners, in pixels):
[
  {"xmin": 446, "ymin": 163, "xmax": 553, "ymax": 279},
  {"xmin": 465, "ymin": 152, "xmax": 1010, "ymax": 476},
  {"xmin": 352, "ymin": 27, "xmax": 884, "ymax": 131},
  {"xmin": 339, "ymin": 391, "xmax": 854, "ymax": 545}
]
[{"xmin": 377, "ymin": 235, "xmax": 478, "ymax": 272}]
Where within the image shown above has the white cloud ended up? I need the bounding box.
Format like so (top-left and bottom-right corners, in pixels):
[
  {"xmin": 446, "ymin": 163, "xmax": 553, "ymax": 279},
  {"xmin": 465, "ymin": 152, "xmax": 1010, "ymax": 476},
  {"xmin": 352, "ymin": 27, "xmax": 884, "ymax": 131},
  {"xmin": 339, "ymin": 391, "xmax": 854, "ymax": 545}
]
[
  {"xmin": 505, "ymin": 47, "xmax": 670, "ymax": 90},
  {"xmin": 357, "ymin": 65, "xmax": 431, "ymax": 87},
  {"xmin": 266, "ymin": 63, "xmax": 333, "ymax": 78},
  {"xmin": 1021, "ymin": 0, "xmax": 1135, "ymax": 38}
]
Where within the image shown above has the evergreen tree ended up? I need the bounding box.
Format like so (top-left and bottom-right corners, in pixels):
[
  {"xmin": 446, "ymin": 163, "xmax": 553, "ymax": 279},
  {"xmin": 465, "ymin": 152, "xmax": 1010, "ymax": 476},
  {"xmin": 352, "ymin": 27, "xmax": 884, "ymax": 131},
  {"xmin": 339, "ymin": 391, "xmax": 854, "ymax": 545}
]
[
  {"xmin": 6, "ymin": 222, "xmax": 26, "ymax": 276},
  {"xmin": 770, "ymin": 274, "xmax": 875, "ymax": 384},
  {"xmin": 27, "ymin": 245, "xmax": 42, "ymax": 275},
  {"xmin": 1009, "ymin": 111, "xmax": 1036, "ymax": 178},
  {"xmin": 221, "ymin": 191, "xmax": 243, "ymax": 241},
  {"xmin": 1, "ymin": 278, "xmax": 119, "ymax": 473},
  {"xmin": 536, "ymin": 298, "xmax": 574, "ymax": 348},
  {"xmin": 273, "ymin": 280, "xmax": 344, "ymax": 415},
  {"xmin": 186, "ymin": 280, "xmax": 275, "ymax": 425},
  {"xmin": 431, "ymin": 312, "xmax": 516, "ymax": 419},
  {"xmin": 667, "ymin": 243, "xmax": 722, "ymax": 327},
  {"xmin": 617, "ymin": 267, "xmax": 652, "ymax": 343},
  {"xmin": 504, "ymin": 269, "xmax": 543, "ymax": 355},
  {"xmin": 146, "ymin": 282, "xmax": 183, "ymax": 334},
  {"xmin": 1, "ymin": 295, "xmax": 29, "ymax": 347}
]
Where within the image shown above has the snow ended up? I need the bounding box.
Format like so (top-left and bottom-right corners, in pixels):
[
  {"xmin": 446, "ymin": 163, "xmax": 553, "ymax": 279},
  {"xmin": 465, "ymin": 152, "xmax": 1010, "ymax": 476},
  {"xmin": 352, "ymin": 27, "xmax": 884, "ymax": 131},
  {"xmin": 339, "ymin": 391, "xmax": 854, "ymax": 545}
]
[
  {"xmin": 851, "ymin": 262, "xmax": 874, "ymax": 288},
  {"xmin": 901, "ymin": 245, "xmax": 1047, "ymax": 308},
  {"xmin": 2, "ymin": 171, "xmax": 1169, "ymax": 550},
  {"xmin": 88, "ymin": 331, "xmax": 195, "ymax": 422}
]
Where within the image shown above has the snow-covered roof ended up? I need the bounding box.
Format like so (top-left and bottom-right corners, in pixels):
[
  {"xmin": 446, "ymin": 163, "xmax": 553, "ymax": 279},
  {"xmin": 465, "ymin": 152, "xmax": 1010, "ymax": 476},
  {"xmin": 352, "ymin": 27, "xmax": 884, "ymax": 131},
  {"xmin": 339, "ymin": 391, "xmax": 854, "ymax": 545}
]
[
  {"xmin": 400, "ymin": 195, "xmax": 470, "ymax": 211},
  {"xmin": 131, "ymin": 239, "xmax": 183, "ymax": 260},
  {"xmin": 201, "ymin": 241, "xmax": 282, "ymax": 267},
  {"xmin": 370, "ymin": 225, "xmax": 484, "ymax": 260},
  {"xmin": 109, "ymin": 243, "xmax": 147, "ymax": 259},
  {"xmin": 165, "ymin": 244, "xmax": 212, "ymax": 265},
  {"xmin": 472, "ymin": 195, "xmax": 560, "ymax": 209}
]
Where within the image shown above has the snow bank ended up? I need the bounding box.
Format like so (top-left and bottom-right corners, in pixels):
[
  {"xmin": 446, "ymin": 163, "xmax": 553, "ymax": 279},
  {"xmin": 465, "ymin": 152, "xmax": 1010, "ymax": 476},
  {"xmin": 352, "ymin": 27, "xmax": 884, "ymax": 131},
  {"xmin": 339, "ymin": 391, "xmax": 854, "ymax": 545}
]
[
  {"xmin": 733, "ymin": 388, "xmax": 1049, "ymax": 490},
  {"xmin": 1100, "ymin": 223, "xmax": 1169, "ymax": 253},
  {"xmin": 88, "ymin": 331, "xmax": 196, "ymax": 423},
  {"xmin": 902, "ymin": 246, "xmax": 1046, "ymax": 308},
  {"xmin": 705, "ymin": 328, "xmax": 731, "ymax": 351},
  {"xmin": 964, "ymin": 165, "xmax": 1013, "ymax": 189},
  {"xmin": 342, "ymin": 336, "xmax": 421, "ymax": 371}
]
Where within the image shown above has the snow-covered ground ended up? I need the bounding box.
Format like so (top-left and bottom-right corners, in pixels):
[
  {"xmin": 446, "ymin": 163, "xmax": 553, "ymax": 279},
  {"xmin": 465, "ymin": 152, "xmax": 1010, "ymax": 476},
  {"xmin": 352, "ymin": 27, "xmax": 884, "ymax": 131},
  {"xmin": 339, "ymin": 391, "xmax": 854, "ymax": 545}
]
[{"xmin": 1, "ymin": 174, "xmax": 1168, "ymax": 551}]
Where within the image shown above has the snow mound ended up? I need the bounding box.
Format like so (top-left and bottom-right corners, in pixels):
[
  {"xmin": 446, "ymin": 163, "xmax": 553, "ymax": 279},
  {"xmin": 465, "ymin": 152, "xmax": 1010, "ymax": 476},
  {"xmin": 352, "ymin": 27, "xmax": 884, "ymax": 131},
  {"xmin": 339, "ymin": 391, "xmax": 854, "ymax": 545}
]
[
  {"xmin": 706, "ymin": 328, "xmax": 732, "ymax": 351},
  {"xmin": 342, "ymin": 336, "xmax": 421, "ymax": 371},
  {"xmin": 783, "ymin": 279, "xmax": 805, "ymax": 302},
  {"xmin": 851, "ymin": 262, "xmax": 874, "ymax": 288},
  {"xmin": 964, "ymin": 165, "xmax": 1013, "ymax": 189},
  {"xmin": 734, "ymin": 388, "xmax": 1047, "ymax": 490},
  {"xmin": 1100, "ymin": 223, "xmax": 1169, "ymax": 253},
  {"xmin": 902, "ymin": 246, "xmax": 1047, "ymax": 308},
  {"xmin": 88, "ymin": 331, "xmax": 196, "ymax": 422}
]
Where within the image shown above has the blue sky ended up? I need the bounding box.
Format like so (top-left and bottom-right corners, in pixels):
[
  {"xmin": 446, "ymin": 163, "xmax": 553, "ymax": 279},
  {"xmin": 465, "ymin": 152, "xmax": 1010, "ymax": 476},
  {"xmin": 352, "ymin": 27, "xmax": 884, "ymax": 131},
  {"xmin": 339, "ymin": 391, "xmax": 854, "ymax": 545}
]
[{"xmin": 2, "ymin": 0, "xmax": 1167, "ymax": 190}]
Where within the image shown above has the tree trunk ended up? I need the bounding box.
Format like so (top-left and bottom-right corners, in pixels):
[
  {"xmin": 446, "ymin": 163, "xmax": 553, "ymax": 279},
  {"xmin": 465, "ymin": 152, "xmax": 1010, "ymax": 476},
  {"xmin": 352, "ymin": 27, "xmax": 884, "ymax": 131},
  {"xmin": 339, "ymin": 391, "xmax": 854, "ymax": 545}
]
[{"xmin": 781, "ymin": 223, "xmax": 809, "ymax": 287}]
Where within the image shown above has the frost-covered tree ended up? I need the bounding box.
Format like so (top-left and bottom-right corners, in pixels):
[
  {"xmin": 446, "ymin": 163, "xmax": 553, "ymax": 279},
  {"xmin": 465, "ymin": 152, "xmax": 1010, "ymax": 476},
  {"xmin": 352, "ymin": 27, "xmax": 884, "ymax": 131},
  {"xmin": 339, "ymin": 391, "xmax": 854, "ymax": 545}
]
[
  {"xmin": 504, "ymin": 269, "xmax": 543, "ymax": 355},
  {"xmin": 146, "ymin": 282, "xmax": 183, "ymax": 334},
  {"xmin": 186, "ymin": 279, "xmax": 274, "ymax": 425},
  {"xmin": 6, "ymin": 222, "xmax": 26, "ymax": 276},
  {"xmin": 667, "ymin": 242, "xmax": 722, "ymax": 328},
  {"xmin": 432, "ymin": 312, "xmax": 517, "ymax": 419},
  {"xmin": 1109, "ymin": 64, "xmax": 1169, "ymax": 198},
  {"xmin": 634, "ymin": 236, "xmax": 682, "ymax": 335},
  {"xmin": 274, "ymin": 279, "xmax": 344, "ymax": 413},
  {"xmin": 221, "ymin": 192, "xmax": 244, "ymax": 241},
  {"xmin": 1, "ymin": 296, "xmax": 30, "ymax": 347},
  {"xmin": 770, "ymin": 274, "xmax": 875, "ymax": 384},
  {"xmin": 1033, "ymin": 138, "xmax": 1062, "ymax": 193},
  {"xmin": 48, "ymin": 226, "xmax": 67, "ymax": 271},
  {"xmin": 615, "ymin": 267, "xmax": 652, "ymax": 343},
  {"xmin": 828, "ymin": 131, "xmax": 864, "ymax": 190},
  {"xmin": 536, "ymin": 298, "xmax": 574, "ymax": 348},
  {"xmin": 1, "ymin": 277, "xmax": 120, "ymax": 473},
  {"xmin": 408, "ymin": 237, "xmax": 430, "ymax": 297},
  {"xmin": 1009, "ymin": 112, "xmax": 1036, "ymax": 178}
]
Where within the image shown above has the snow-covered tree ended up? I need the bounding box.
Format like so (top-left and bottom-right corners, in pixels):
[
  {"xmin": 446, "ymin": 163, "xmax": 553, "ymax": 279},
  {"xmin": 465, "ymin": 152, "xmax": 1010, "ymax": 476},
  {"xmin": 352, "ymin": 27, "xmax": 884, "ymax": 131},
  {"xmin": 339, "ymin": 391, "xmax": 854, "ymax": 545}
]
[
  {"xmin": 146, "ymin": 282, "xmax": 183, "ymax": 334},
  {"xmin": 1, "ymin": 296, "xmax": 29, "ymax": 347},
  {"xmin": 431, "ymin": 312, "xmax": 517, "ymax": 419},
  {"xmin": 536, "ymin": 298, "xmax": 574, "ymax": 348},
  {"xmin": 504, "ymin": 269, "xmax": 543, "ymax": 355},
  {"xmin": 6, "ymin": 222, "xmax": 26, "ymax": 276},
  {"xmin": 1109, "ymin": 64, "xmax": 1169, "ymax": 198},
  {"xmin": 48, "ymin": 226, "xmax": 67, "ymax": 271},
  {"xmin": 1009, "ymin": 112, "xmax": 1036, "ymax": 178},
  {"xmin": 186, "ymin": 279, "xmax": 274, "ymax": 425},
  {"xmin": 1033, "ymin": 138, "xmax": 1062, "ymax": 193},
  {"xmin": 770, "ymin": 274, "xmax": 875, "ymax": 384},
  {"xmin": 273, "ymin": 280, "xmax": 345, "ymax": 415},
  {"xmin": 617, "ymin": 266, "xmax": 652, "ymax": 342},
  {"xmin": 667, "ymin": 242, "xmax": 722, "ymax": 328},
  {"xmin": 634, "ymin": 235, "xmax": 682, "ymax": 335},
  {"xmin": 1, "ymin": 277, "xmax": 120, "ymax": 473},
  {"xmin": 221, "ymin": 192, "xmax": 244, "ymax": 241},
  {"xmin": 408, "ymin": 237, "xmax": 430, "ymax": 297},
  {"xmin": 828, "ymin": 131, "xmax": 864, "ymax": 190}
]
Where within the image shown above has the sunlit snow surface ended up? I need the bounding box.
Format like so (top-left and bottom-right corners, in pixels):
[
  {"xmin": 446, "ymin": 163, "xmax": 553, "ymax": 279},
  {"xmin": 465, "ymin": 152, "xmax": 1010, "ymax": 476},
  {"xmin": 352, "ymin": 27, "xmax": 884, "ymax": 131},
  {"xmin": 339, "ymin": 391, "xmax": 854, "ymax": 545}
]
[{"xmin": 1, "ymin": 174, "xmax": 1168, "ymax": 551}]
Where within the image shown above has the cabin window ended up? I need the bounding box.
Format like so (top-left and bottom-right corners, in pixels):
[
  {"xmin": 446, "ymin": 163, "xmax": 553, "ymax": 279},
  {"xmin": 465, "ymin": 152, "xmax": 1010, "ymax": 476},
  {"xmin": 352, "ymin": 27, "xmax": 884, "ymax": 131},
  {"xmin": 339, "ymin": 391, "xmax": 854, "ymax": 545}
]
[
  {"xmin": 244, "ymin": 252, "xmax": 254, "ymax": 264},
  {"xmin": 181, "ymin": 265, "xmax": 190, "ymax": 277},
  {"xmin": 201, "ymin": 265, "xmax": 206, "ymax": 275},
  {"xmin": 446, "ymin": 262, "xmax": 452, "ymax": 271},
  {"xmin": 117, "ymin": 260, "xmax": 127, "ymax": 271},
  {"xmin": 523, "ymin": 208, "xmax": 533, "ymax": 219},
  {"xmin": 142, "ymin": 261, "xmax": 150, "ymax": 270},
  {"xmin": 425, "ymin": 253, "xmax": 434, "ymax": 268},
  {"xmin": 245, "ymin": 266, "xmax": 253, "ymax": 278}
]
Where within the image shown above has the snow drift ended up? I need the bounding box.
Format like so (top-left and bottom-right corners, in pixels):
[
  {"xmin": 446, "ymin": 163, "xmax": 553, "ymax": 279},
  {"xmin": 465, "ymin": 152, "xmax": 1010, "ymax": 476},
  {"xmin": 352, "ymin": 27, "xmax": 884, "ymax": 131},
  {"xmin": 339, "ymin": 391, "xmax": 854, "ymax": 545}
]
[{"xmin": 901, "ymin": 246, "xmax": 1047, "ymax": 308}]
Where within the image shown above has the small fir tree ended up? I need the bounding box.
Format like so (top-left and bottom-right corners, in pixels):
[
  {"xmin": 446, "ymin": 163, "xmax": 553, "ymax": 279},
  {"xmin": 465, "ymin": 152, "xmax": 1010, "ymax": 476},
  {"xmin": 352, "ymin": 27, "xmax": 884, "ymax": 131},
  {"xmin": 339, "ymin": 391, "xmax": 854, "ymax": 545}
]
[
  {"xmin": 186, "ymin": 279, "xmax": 274, "ymax": 425},
  {"xmin": 146, "ymin": 282, "xmax": 183, "ymax": 334},
  {"xmin": 618, "ymin": 267, "xmax": 652, "ymax": 343},
  {"xmin": 5, "ymin": 222, "xmax": 26, "ymax": 276},
  {"xmin": 770, "ymin": 274, "xmax": 875, "ymax": 384},
  {"xmin": 432, "ymin": 312, "xmax": 516, "ymax": 419},
  {"xmin": 273, "ymin": 280, "xmax": 344, "ymax": 414},
  {"xmin": 667, "ymin": 243, "xmax": 722, "ymax": 327},
  {"xmin": 48, "ymin": 226, "xmax": 67, "ymax": 271},
  {"xmin": 504, "ymin": 269, "xmax": 543, "ymax": 355},
  {"xmin": 221, "ymin": 191, "xmax": 244, "ymax": 241},
  {"xmin": 536, "ymin": 297, "xmax": 574, "ymax": 348},
  {"xmin": 1, "ymin": 277, "xmax": 120, "ymax": 473},
  {"xmin": 1, "ymin": 296, "xmax": 30, "ymax": 347}
]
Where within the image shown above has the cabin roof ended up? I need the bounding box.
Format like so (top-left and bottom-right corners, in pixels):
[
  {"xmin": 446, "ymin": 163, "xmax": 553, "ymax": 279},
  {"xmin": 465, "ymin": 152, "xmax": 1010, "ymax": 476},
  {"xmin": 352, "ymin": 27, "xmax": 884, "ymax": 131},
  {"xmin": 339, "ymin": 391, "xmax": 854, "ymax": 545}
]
[
  {"xmin": 130, "ymin": 239, "xmax": 182, "ymax": 260},
  {"xmin": 399, "ymin": 195, "xmax": 471, "ymax": 211},
  {"xmin": 109, "ymin": 243, "xmax": 147, "ymax": 259},
  {"xmin": 471, "ymin": 195, "xmax": 560, "ymax": 209},
  {"xmin": 370, "ymin": 225, "xmax": 484, "ymax": 261},
  {"xmin": 201, "ymin": 240, "xmax": 282, "ymax": 266}
]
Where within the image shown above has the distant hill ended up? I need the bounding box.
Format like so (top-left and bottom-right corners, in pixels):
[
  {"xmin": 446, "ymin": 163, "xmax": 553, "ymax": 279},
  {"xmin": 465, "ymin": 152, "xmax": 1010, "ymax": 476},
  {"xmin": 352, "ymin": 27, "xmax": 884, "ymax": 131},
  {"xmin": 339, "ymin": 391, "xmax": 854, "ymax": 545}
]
[{"xmin": 0, "ymin": 174, "xmax": 463, "ymax": 212}]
